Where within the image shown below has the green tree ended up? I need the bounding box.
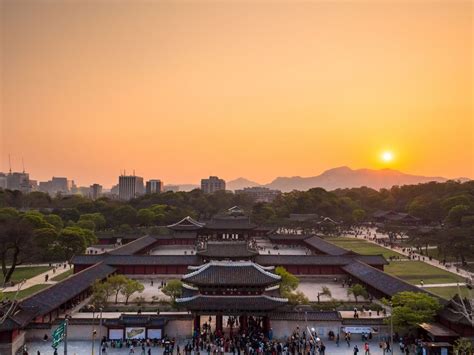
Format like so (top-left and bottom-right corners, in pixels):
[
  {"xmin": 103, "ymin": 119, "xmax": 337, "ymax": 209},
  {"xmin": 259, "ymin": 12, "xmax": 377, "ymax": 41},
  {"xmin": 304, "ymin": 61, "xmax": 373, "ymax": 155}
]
[
  {"xmin": 352, "ymin": 209, "xmax": 366, "ymax": 223},
  {"xmin": 57, "ymin": 227, "xmax": 87, "ymax": 259},
  {"xmin": 33, "ymin": 227, "xmax": 59, "ymax": 260},
  {"xmin": 453, "ymin": 338, "xmax": 473, "ymax": 355},
  {"xmin": 120, "ymin": 279, "xmax": 145, "ymax": 305},
  {"xmin": 0, "ymin": 213, "xmax": 36, "ymax": 285},
  {"xmin": 287, "ymin": 291, "xmax": 309, "ymax": 305},
  {"xmin": 275, "ymin": 266, "xmax": 299, "ymax": 294},
  {"xmin": 91, "ymin": 280, "xmax": 109, "ymax": 308},
  {"xmin": 77, "ymin": 219, "xmax": 96, "ymax": 231},
  {"xmin": 161, "ymin": 279, "xmax": 183, "ymax": 301},
  {"xmin": 79, "ymin": 213, "xmax": 106, "ymax": 230},
  {"xmin": 137, "ymin": 209, "xmax": 155, "ymax": 226},
  {"xmin": 43, "ymin": 214, "xmax": 64, "ymax": 231},
  {"xmin": 390, "ymin": 291, "xmax": 441, "ymax": 332},
  {"xmin": 446, "ymin": 205, "xmax": 471, "ymax": 226},
  {"xmin": 347, "ymin": 284, "xmax": 368, "ymax": 303},
  {"xmin": 107, "ymin": 274, "xmax": 128, "ymax": 304},
  {"xmin": 317, "ymin": 286, "xmax": 332, "ymax": 303},
  {"xmin": 112, "ymin": 206, "xmax": 137, "ymax": 226}
]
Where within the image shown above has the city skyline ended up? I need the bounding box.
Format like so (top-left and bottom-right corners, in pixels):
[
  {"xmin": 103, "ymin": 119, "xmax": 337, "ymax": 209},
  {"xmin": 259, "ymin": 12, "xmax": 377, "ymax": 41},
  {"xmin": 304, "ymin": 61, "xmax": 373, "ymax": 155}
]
[{"xmin": 2, "ymin": 1, "xmax": 472, "ymax": 187}]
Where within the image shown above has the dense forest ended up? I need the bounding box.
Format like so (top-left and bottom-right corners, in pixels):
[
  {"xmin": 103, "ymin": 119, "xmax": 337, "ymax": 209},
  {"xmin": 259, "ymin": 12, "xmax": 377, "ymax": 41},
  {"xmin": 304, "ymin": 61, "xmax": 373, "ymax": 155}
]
[
  {"xmin": 1, "ymin": 180, "xmax": 473, "ymax": 227},
  {"xmin": 0, "ymin": 180, "xmax": 473, "ymax": 283}
]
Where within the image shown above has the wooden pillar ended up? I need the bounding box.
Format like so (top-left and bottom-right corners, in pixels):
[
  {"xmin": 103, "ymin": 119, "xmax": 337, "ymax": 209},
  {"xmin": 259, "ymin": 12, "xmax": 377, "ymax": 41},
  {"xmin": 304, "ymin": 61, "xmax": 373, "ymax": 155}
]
[
  {"xmin": 240, "ymin": 315, "xmax": 248, "ymax": 332},
  {"xmin": 216, "ymin": 314, "xmax": 223, "ymax": 336},
  {"xmin": 193, "ymin": 315, "xmax": 201, "ymax": 336},
  {"xmin": 263, "ymin": 316, "xmax": 271, "ymax": 335}
]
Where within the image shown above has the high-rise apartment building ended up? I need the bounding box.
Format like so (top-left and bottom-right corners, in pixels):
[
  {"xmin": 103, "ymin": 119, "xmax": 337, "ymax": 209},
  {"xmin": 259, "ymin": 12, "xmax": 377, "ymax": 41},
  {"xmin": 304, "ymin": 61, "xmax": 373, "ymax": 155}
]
[
  {"xmin": 118, "ymin": 175, "xmax": 145, "ymax": 200},
  {"xmin": 51, "ymin": 177, "xmax": 69, "ymax": 194},
  {"xmin": 90, "ymin": 183, "xmax": 103, "ymax": 200},
  {"xmin": 0, "ymin": 173, "xmax": 7, "ymax": 190},
  {"xmin": 146, "ymin": 179, "xmax": 163, "ymax": 194},
  {"xmin": 201, "ymin": 176, "xmax": 226, "ymax": 194},
  {"xmin": 6, "ymin": 172, "xmax": 30, "ymax": 193}
]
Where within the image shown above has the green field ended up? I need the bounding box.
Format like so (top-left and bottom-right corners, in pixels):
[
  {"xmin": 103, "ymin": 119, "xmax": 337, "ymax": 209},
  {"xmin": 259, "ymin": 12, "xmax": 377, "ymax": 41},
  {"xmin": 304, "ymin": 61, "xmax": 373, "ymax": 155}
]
[
  {"xmin": 426, "ymin": 286, "xmax": 472, "ymax": 300},
  {"xmin": 385, "ymin": 261, "xmax": 465, "ymax": 285},
  {"xmin": 326, "ymin": 237, "xmax": 404, "ymax": 259},
  {"xmin": 3, "ymin": 284, "xmax": 50, "ymax": 300},
  {"xmin": 0, "ymin": 266, "xmax": 52, "ymax": 284},
  {"xmin": 51, "ymin": 269, "xmax": 73, "ymax": 282}
]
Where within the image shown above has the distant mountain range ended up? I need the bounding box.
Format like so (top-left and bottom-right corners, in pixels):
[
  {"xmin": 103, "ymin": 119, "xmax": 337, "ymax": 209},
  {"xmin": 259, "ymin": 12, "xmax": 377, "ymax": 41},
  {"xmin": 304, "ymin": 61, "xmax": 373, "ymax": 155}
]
[
  {"xmin": 229, "ymin": 167, "xmax": 470, "ymax": 193},
  {"xmin": 167, "ymin": 166, "xmax": 470, "ymax": 193}
]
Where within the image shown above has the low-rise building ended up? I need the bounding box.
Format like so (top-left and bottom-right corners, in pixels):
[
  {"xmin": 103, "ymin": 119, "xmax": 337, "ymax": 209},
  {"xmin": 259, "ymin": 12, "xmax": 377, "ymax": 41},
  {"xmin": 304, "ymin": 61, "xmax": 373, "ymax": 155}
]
[
  {"xmin": 201, "ymin": 176, "xmax": 225, "ymax": 193},
  {"xmin": 235, "ymin": 186, "xmax": 281, "ymax": 203}
]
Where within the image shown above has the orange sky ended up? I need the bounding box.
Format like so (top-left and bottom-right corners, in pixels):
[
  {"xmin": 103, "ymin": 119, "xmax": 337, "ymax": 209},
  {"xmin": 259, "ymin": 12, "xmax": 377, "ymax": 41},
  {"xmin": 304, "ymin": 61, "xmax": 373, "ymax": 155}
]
[{"xmin": 1, "ymin": 0, "xmax": 472, "ymax": 187}]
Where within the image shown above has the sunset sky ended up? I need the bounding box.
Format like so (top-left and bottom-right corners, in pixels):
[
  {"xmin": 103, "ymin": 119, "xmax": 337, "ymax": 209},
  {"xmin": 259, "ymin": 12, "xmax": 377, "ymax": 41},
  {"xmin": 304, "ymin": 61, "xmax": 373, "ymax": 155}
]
[{"xmin": 1, "ymin": 0, "xmax": 472, "ymax": 187}]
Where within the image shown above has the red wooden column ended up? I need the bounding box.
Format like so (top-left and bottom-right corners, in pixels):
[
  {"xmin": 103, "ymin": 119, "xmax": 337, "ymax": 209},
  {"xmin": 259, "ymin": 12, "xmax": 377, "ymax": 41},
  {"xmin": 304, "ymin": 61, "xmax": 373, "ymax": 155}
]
[
  {"xmin": 194, "ymin": 315, "xmax": 201, "ymax": 335},
  {"xmin": 263, "ymin": 316, "xmax": 271, "ymax": 334},
  {"xmin": 216, "ymin": 315, "xmax": 223, "ymax": 336},
  {"xmin": 240, "ymin": 315, "xmax": 248, "ymax": 333}
]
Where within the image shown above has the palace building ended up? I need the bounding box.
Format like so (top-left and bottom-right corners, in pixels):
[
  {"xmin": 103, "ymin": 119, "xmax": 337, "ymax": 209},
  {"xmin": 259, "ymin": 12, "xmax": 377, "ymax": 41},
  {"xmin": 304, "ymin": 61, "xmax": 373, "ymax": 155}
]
[{"xmin": 0, "ymin": 207, "xmax": 471, "ymax": 354}]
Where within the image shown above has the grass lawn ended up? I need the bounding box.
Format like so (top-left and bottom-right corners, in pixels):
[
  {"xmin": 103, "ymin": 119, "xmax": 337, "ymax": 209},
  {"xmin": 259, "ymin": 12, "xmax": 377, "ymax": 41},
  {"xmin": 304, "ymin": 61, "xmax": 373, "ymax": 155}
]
[
  {"xmin": 3, "ymin": 284, "xmax": 50, "ymax": 300},
  {"xmin": 326, "ymin": 237, "xmax": 404, "ymax": 259},
  {"xmin": 385, "ymin": 261, "xmax": 465, "ymax": 285},
  {"xmin": 51, "ymin": 269, "xmax": 73, "ymax": 282},
  {"xmin": 0, "ymin": 266, "xmax": 52, "ymax": 284},
  {"xmin": 426, "ymin": 286, "xmax": 472, "ymax": 300}
]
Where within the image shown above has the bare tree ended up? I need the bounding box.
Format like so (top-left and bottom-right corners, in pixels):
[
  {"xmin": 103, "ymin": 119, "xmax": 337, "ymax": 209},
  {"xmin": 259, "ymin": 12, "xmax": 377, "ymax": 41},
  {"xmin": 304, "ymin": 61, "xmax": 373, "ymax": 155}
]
[{"xmin": 450, "ymin": 282, "xmax": 474, "ymax": 327}]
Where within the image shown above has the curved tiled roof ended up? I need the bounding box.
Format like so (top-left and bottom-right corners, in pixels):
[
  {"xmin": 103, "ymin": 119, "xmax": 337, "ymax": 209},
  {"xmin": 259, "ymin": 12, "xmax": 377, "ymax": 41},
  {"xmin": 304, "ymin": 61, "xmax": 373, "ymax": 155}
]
[
  {"xmin": 109, "ymin": 235, "xmax": 158, "ymax": 255},
  {"xmin": 176, "ymin": 295, "xmax": 287, "ymax": 311},
  {"xmin": 0, "ymin": 263, "xmax": 115, "ymax": 331},
  {"xmin": 182, "ymin": 261, "xmax": 280, "ymax": 287},
  {"xmin": 197, "ymin": 241, "xmax": 258, "ymax": 259},
  {"xmin": 303, "ymin": 236, "xmax": 352, "ymax": 256},
  {"xmin": 205, "ymin": 216, "xmax": 256, "ymax": 230},
  {"xmin": 255, "ymin": 254, "xmax": 388, "ymax": 267},
  {"xmin": 342, "ymin": 261, "xmax": 432, "ymax": 298},
  {"xmin": 167, "ymin": 216, "xmax": 205, "ymax": 231}
]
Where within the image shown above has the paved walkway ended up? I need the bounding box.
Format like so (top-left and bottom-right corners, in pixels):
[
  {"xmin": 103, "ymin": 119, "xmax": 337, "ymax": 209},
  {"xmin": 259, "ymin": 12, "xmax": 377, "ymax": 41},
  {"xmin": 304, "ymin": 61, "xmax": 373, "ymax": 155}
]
[
  {"xmin": 26, "ymin": 340, "xmax": 405, "ymax": 355},
  {"xmin": 1, "ymin": 263, "xmax": 72, "ymax": 293},
  {"xmin": 345, "ymin": 227, "xmax": 473, "ymax": 280},
  {"xmin": 416, "ymin": 282, "xmax": 466, "ymax": 288}
]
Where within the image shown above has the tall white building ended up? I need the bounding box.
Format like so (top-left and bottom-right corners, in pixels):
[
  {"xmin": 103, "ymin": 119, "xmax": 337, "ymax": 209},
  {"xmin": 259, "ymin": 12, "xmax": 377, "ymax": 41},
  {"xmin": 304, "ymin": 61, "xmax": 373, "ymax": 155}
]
[
  {"xmin": 118, "ymin": 175, "xmax": 145, "ymax": 200},
  {"xmin": 201, "ymin": 176, "xmax": 226, "ymax": 194},
  {"xmin": 146, "ymin": 179, "xmax": 163, "ymax": 194}
]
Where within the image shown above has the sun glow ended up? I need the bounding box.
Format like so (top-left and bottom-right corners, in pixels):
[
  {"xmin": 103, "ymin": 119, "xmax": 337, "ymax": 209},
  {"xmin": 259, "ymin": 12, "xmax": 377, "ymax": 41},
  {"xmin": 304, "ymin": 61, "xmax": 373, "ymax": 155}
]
[{"xmin": 381, "ymin": 151, "xmax": 394, "ymax": 163}]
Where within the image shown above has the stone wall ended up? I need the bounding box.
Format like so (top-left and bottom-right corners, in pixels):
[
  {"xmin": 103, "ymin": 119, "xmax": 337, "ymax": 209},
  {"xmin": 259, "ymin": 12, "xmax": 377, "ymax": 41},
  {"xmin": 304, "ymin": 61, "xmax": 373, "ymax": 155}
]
[
  {"xmin": 165, "ymin": 319, "xmax": 193, "ymax": 339},
  {"xmin": 26, "ymin": 325, "xmax": 108, "ymax": 341},
  {"xmin": 271, "ymin": 320, "xmax": 341, "ymax": 340}
]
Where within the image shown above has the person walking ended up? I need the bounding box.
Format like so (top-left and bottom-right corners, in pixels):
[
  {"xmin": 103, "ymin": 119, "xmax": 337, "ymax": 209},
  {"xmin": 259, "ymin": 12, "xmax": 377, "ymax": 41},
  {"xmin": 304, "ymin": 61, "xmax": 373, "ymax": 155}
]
[
  {"xmin": 353, "ymin": 345, "xmax": 359, "ymax": 355},
  {"xmin": 364, "ymin": 342, "xmax": 370, "ymax": 355}
]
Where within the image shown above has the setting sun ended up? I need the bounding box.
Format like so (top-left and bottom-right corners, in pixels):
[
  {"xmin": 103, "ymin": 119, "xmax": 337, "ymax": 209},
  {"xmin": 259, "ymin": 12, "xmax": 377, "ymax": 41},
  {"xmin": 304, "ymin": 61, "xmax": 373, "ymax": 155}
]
[{"xmin": 381, "ymin": 151, "xmax": 394, "ymax": 163}]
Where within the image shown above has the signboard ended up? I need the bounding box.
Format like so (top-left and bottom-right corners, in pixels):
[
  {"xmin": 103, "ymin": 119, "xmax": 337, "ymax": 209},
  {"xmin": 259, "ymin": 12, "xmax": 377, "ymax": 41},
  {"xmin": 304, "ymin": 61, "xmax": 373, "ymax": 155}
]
[
  {"xmin": 109, "ymin": 329, "xmax": 124, "ymax": 340},
  {"xmin": 126, "ymin": 327, "xmax": 146, "ymax": 339},
  {"xmin": 52, "ymin": 321, "xmax": 66, "ymax": 348},
  {"xmin": 342, "ymin": 326, "xmax": 377, "ymax": 334},
  {"xmin": 148, "ymin": 329, "xmax": 162, "ymax": 339}
]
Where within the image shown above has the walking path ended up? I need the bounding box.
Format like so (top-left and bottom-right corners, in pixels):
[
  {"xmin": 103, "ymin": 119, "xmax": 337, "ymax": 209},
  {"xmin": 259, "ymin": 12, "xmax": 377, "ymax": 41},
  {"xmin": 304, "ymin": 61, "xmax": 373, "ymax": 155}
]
[
  {"xmin": 345, "ymin": 228, "xmax": 473, "ymax": 280},
  {"xmin": 1, "ymin": 263, "xmax": 72, "ymax": 293},
  {"xmin": 26, "ymin": 340, "xmax": 406, "ymax": 355},
  {"xmin": 416, "ymin": 282, "xmax": 466, "ymax": 288}
]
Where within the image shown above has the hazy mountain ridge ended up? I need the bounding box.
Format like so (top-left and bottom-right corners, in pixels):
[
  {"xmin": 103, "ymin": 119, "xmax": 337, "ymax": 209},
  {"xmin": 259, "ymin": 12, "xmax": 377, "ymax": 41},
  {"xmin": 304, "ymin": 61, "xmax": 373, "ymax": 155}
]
[
  {"xmin": 264, "ymin": 166, "xmax": 458, "ymax": 192},
  {"xmin": 169, "ymin": 167, "xmax": 469, "ymax": 193},
  {"xmin": 226, "ymin": 177, "xmax": 261, "ymax": 191}
]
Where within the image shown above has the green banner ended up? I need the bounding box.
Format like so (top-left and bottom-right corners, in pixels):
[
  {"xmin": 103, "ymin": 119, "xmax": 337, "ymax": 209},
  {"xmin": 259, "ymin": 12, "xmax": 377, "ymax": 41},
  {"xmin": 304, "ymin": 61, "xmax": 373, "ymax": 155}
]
[{"xmin": 52, "ymin": 321, "xmax": 66, "ymax": 348}]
